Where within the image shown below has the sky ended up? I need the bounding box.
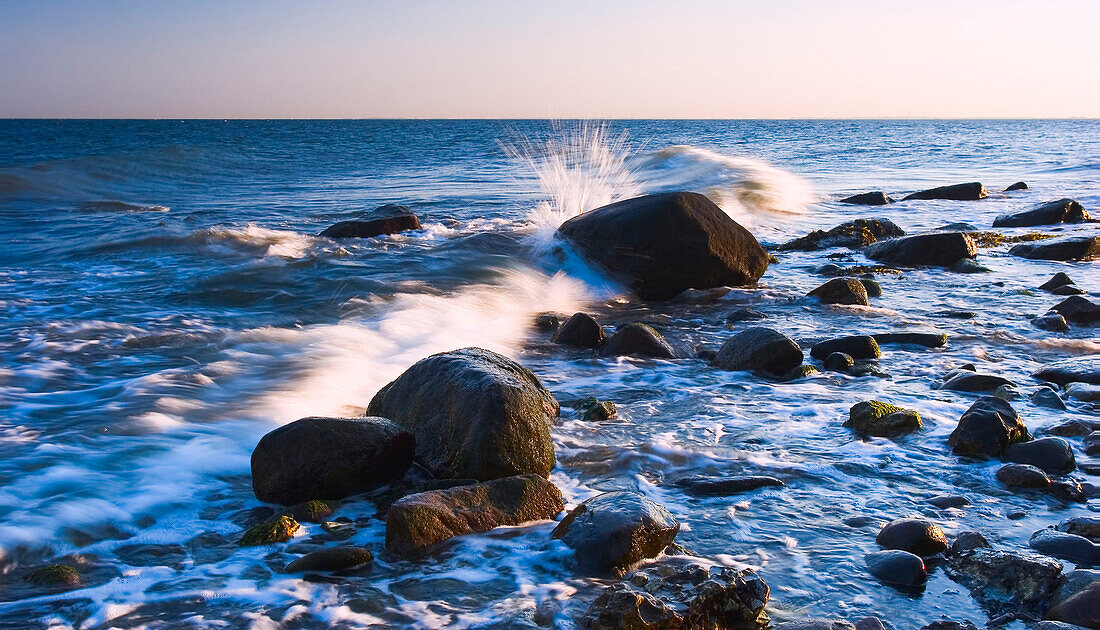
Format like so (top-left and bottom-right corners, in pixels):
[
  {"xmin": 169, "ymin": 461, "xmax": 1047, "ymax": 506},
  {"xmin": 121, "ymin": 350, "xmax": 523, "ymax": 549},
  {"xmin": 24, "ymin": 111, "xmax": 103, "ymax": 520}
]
[{"xmin": 1, "ymin": 0, "xmax": 1098, "ymax": 119}]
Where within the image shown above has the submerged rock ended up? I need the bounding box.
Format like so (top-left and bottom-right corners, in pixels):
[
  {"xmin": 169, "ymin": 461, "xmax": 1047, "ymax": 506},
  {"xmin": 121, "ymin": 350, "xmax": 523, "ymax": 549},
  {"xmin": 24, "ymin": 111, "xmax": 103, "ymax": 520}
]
[
  {"xmin": 556, "ymin": 192, "xmax": 769, "ymax": 300},
  {"xmin": 580, "ymin": 558, "xmax": 770, "ymax": 630},
  {"xmin": 23, "ymin": 564, "xmax": 81, "ymax": 587},
  {"xmin": 928, "ymin": 495, "xmax": 971, "ymax": 509},
  {"xmin": 864, "ymin": 232, "xmax": 977, "ymax": 267},
  {"xmin": 779, "ymin": 218, "xmax": 904, "ymax": 251},
  {"xmin": 251, "ymin": 416, "xmax": 414, "ymax": 505},
  {"xmin": 318, "ymin": 204, "xmax": 421, "ymax": 238},
  {"xmin": 385, "ymin": 474, "xmax": 563, "ymax": 557},
  {"xmin": 1004, "ymin": 437, "xmax": 1075, "ymax": 474},
  {"xmin": 1033, "ymin": 313, "xmax": 1071, "ymax": 332},
  {"xmin": 601, "ymin": 323, "xmax": 676, "ymax": 359},
  {"xmin": 1039, "ymin": 272, "xmax": 1076, "ymax": 292},
  {"xmin": 996, "ymin": 463, "xmax": 1050, "ymax": 489},
  {"xmin": 1029, "ymin": 529, "xmax": 1100, "ymax": 566},
  {"xmin": 367, "ymin": 347, "xmax": 559, "ymax": 481},
  {"xmin": 903, "ymin": 182, "xmax": 987, "ymax": 201},
  {"xmin": 725, "ymin": 307, "xmax": 767, "ymax": 324},
  {"xmin": 1005, "ymin": 181, "xmax": 1029, "ymax": 191},
  {"xmin": 553, "ymin": 312, "xmax": 606, "ymax": 349},
  {"xmin": 810, "ymin": 335, "xmax": 882, "ymax": 361},
  {"xmin": 840, "ymin": 192, "xmax": 895, "ymax": 205},
  {"xmin": 1033, "ymin": 356, "xmax": 1100, "ymax": 386},
  {"xmin": 845, "ymin": 401, "xmax": 922, "ymax": 438},
  {"xmin": 1011, "ymin": 236, "xmax": 1100, "ymax": 261},
  {"xmin": 285, "ymin": 546, "xmax": 373, "ymax": 573},
  {"xmin": 551, "ymin": 491, "xmax": 680, "ymax": 575},
  {"xmin": 1058, "ymin": 516, "xmax": 1100, "ymax": 542},
  {"xmin": 824, "ymin": 352, "xmax": 855, "ymax": 372},
  {"xmin": 677, "ymin": 475, "xmax": 785, "ymax": 496},
  {"xmin": 573, "ymin": 397, "xmax": 618, "ymax": 422},
  {"xmin": 947, "ymin": 396, "xmax": 1031, "ymax": 458},
  {"xmin": 876, "ymin": 518, "xmax": 948, "ymax": 556},
  {"xmin": 859, "ymin": 278, "xmax": 882, "ymax": 297},
  {"xmin": 865, "ymin": 549, "xmax": 927, "ymax": 588},
  {"xmin": 993, "ymin": 198, "xmax": 1091, "ymax": 227},
  {"xmin": 872, "ymin": 332, "xmax": 947, "ymax": 348},
  {"xmin": 944, "ymin": 545, "xmax": 1064, "ymax": 618},
  {"xmin": 240, "ymin": 515, "xmax": 299, "ymax": 546},
  {"xmin": 808, "ymin": 278, "xmax": 870, "ymax": 305},
  {"xmin": 1049, "ymin": 296, "xmax": 1100, "ymax": 326},
  {"xmin": 283, "ymin": 499, "xmax": 339, "ymax": 524},
  {"xmin": 940, "ymin": 372, "xmax": 1015, "ymax": 393},
  {"xmin": 773, "ymin": 620, "xmax": 857, "ymax": 630},
  {"xmin": 712, "ymin": 327, "xmax": 803, "ymax": 376}
]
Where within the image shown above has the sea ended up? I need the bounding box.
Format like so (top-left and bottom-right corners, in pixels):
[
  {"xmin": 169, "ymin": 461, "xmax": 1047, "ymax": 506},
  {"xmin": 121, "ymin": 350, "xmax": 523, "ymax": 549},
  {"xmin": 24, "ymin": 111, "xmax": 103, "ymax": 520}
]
[{"xmin": 0, "ymin": 119, "xmax": 1097, "ymax": 629}]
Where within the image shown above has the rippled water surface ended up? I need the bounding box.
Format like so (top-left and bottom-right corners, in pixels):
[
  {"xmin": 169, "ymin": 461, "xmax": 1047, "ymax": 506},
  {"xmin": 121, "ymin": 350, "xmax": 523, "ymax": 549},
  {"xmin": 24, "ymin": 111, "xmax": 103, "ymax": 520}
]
[{"xmin": 0, "ymin": 119, "xmax": 1097, "ymax": 629}]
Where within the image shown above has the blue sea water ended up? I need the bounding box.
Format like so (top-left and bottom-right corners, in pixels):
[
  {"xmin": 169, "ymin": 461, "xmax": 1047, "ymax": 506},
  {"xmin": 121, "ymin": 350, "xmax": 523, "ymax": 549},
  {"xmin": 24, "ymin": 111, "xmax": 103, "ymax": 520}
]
[{"xmin": 0, "ymin": 119, "xmax": 1097, "ymax": 628}]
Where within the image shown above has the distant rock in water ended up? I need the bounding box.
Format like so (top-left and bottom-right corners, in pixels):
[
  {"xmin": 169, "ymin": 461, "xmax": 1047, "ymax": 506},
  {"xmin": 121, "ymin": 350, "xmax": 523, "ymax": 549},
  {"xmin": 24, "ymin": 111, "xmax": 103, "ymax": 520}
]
[
  {"xmin": 677, "ymin": 475, "xmax": 785, "ymax": 496},
  {"xmin": 864, "ymin": 232, "xmax": 977, "ymax": 267},
  {"xmin": 1010, "ymin": 235, "xmax": 1099, "ymax": 261},
  {"xmin": 876, "ymin": 518, "xmax": 948, "ymax": 556},
  {"xmin": 939, "ymin": 372, "xmax": 1014, "ymax": 393},
  {"xmin": 1004, "ymin": 181, "xmax": 1029, "ymax": 191},
  {"xmin": 250, "ymin": 416, "xmax": 414, "ymax": 505},
  {"xmin": 713, "ymin": 327, "xmax": 803, "ymax": 376},
  {"xmin": 601, "ymin": 323, "xmax": 676, "ymax": 359},
  {"xmin": 556, "ymin": 192, "xmax": 769, "ymax": 300},
  {"xmin": 367, "ymin": 347, "xmax": 559, "ymax": 481},
  {"xmin": 778, "ymin": 218, "xmax": 904, "ymax": 251},
  {"xmin": 993, "ymin": 198, "xmax": 1091, "ymax": 227},
  {"xmin": 808, "ymin": 278, "xmax": 870, "ymax": 305},
  {"xmin": 810, "ymin": 335, "xmax": 881, "ymax": 361},
  {"xmin": 1032, "ymin": 356, "xmax": 1100, "ymax": 386},
  {"xmin": 551, "ymin": 491, "xmax": 679, "ymax": 576},
  {"xmin": 840, "ymin": 192, "xmax": 894, "ymax": 205},
  {"xmin": 1039, "ymin": 272, "xmax": 1075, "ymax": 292},
  {"xmin": 1048, "ymin": 296, "xmax": 1100, "ymax": 325},
  {"xmin": 318, "ymin": 204, "xmax": 421, "ymax": 238},
  {"xmin": 552, "ymin": 312, "xmax": 605, "ymax": 349},
  {"xmin": 903, "ymin": 182, "xmax": 987, "ymax": 201},
  {"xmin": 947, "ymin": 396, "xmax": 1031, "ymax": 458}
]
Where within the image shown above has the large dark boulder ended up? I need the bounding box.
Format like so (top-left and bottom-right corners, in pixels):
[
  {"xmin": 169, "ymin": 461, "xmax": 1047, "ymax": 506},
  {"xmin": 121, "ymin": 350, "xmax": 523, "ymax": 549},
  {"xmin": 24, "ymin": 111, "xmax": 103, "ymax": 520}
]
[
  {"xmin": 385, "ymin": 474, "xmax": 563, "ymax": 557},
  {"xmin": 1049, "ymin": 296, "xmax": 1100, "ymax": 325},
  {"xmin": 865, "ymin": 550, "xmax": 927, "ymax": 588},
  {"xmin": 367, "ymin": 348, "xmax": 559, "ymax": 481},
  {"xmin": 810, "ymin": 336, "xmax": 882, "ymax": 361},
  {"xmin": 712, "ymin": 328, "xmax": 803, "ymax": 376},
  {"xmin": 251, "ymin": 416, "xmax": 414, "ymax": 505},
  {"xmin": 1004, "ymin": 437, "xmax": 1075, "ymax": 475},
  {"xmin": 903, "ymin": 182, "xmax": 987, "ymax": 201},
  {"xmin": 600, "ymin": 324, "xmax": 676, "ymax": 359},
  {"xmin": 1045, "ymin": 582, "xmax": 1099, "ymax": 628},
  {"xmin": 1033, "ymin": 356, "xmax": 1100, "ymax": 386},
  {"xmin": 996, "ymin": 463, "xmax": 1050, "ymax": 489},
  {"xmin": 1010, "ymin": 236, "xmax": 1099, "ymax": 261},
  {"xmin": 318, "ymin": 204, "xmax": 421, "ymax": 238},
  {"xmin": 551, "ymin": 491, "xmax": 680, "ymax": 576},
  {"xmin": 864, "ymin": 232, "xmax": 977, "ymax": 267},
  {"xmin": 840, "ymin": 192, "xmax": 894, "ymax": 205},
  {"xmin": 553, "ymin": 312, "xmax": 606, "ymax": 349},
  {"xmin": 993, "ymin": 198, "xmax": 1091, "ymax": 227},
  {"xmin": 876, "ymin": 518, "xmax": 948, "ymax": 556},
  {"xmin": 580, "ymin": 558, "xmax": 770, "ymax": 630},
  {"xmin": 945, "ymin": 546, "xmax": 1064, "ymax": 619},
  {"xmin": 808, "ymin": 278, "xmax": 869, "ymax": 305},
  {"xmin": 556, "ymin": 192, "xmax": 769, "ymax": 300},
  {"xmin": 947, "ymin": 396, "xmax": 1030, "ymax": 458},
  {"xmin": 778, "ymin": 218, "xmax": 904, "ymax": 251}
]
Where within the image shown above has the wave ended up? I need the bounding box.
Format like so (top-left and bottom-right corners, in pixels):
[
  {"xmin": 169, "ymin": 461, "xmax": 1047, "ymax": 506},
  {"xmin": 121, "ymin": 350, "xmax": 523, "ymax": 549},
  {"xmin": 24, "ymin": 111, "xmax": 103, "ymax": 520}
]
[{"xmin": 79, "ymin": 200, "xmax": 170, "ymax": 213}]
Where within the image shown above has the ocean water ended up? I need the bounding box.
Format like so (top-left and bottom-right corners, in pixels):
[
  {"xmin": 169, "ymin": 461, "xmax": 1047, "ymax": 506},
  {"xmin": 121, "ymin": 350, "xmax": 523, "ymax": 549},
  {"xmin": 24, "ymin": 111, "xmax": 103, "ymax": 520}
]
[{"xmin": 0, "ymin": 119, "xmax": 1097, "ymax": 629}]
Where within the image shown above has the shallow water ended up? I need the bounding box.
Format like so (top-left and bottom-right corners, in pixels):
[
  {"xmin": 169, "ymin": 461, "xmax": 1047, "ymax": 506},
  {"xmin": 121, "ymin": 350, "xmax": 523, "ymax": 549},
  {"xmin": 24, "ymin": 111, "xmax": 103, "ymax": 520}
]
[{"xmin": 0, "ymin": 119, "xmax": 1097, "ymax": 629}]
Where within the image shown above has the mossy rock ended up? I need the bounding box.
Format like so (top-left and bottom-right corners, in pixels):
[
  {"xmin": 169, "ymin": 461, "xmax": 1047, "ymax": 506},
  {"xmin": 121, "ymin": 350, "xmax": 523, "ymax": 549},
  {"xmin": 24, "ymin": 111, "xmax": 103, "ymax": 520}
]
[
  {"xmin": 846, "ymin": 401, "xmax": 922, "ymax": 438},
  {"xmin": 970, "ymin": 231, "xmax": 1055, "ymax": 248},
  {"xmin": 572, "ymin": 397, "xmax": 617, "ymax": 422},
  {"xmin": 240, "ymin": 515, "xmax": 300, "ymax": 546},
  {"xmin": 23, "ymin": 563, "xmax": 81, "ymax": 586},
  {"xmin": 283, "ymin": 499, "xmax": 339, "ymax": 524}
]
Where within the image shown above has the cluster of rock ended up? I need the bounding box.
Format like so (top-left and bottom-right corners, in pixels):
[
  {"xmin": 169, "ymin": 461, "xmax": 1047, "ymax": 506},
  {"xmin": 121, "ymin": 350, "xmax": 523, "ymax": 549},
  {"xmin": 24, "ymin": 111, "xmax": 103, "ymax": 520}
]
[
  {"xmin": 318, "ymin": 204, "xmax": 422, "ymax": 239},
  {"xmin": 547, "ymin": 312, "xmax": 676, "ymax": 359}
]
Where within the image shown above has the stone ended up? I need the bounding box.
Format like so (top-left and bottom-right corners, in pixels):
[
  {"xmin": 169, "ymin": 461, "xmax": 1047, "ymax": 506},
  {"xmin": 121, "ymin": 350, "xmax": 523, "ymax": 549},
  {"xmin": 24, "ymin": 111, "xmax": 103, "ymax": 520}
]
[
  {"xmin": 1033, "ymin": 356, "xmax": 1100, "ymax": 386},
  {"xmin": 929, "ymin": 495, "xmax": 971, "ymax": 509},
  {"xmin": 845, "ymin": 401, "xmax": 922, "ymax": 438},
  {"xmin": 725, "ymin": 308, "xmax": 767, "ymax": 324},
  {"xmin": 1049, "ymin": 480, "xmax": 1087, "ymax": 504},
  {"xmin": 240, "ymin": 515, "xmax": 299, "ymax": 546},
  {"xmin": 1029, "ymin": 529, "xmax": 1100, "ymax": 566},
  {"xmin": 773, "ymin": 621, "xmax": 857, "ymax": 630},
  {"xmin": 367, "ymin": 347, "xmax": 559, "ymax": 480},
  {"xmin": 1067, "ymin": 382, "xmax": 1100, "ymax": 402},
  {"xmin": 903, "ymin": 182, "xmax": 987, "ymax": 201},
  {"xmin": 996, "ymin": 463, "xmax": 1050, "ymax": 489},
  {"xmin": 712, "ymin": 327, "xmax": 803, "ymax": 376},
  {"xmin": 840, "ymin": 192, "xmax": 895, "ymax": 205},
  {"xmin": 385, "ymin": 474, "xmax": 563, "ymax": 557},
  {"xmin": 859, "ymin": 278, "xmax": 882, "ymax": 297},
  {"xmin": 551, "ymin": 491, "xmax": 680, "ymax": 575},
  {"xmin": 1040, "ymin": 272, "xmax": 1076, "ymax": 292},
  {"xmin": 534, "ymin": 312, "xmax": 562, "ymax": 331},
  {"xmin": 1058, "ymin": 516, "xmax": 1100, "ymax": 542},
  {"xmin": 1005, "ymin": 181, "xmax": 1029, "ymax": 191},
  {"xmin": 854, "ymin": 618, "xmax": 888, "ymax": 630},
  {"xmin": 1045, "ymin": 419, "xmax": 1095, "ymax": 437},
  {"xmin": 579, "ymin": 558, "xmax": 770, "ymax": 630},
  {"xmin": 1011, "ymin": 236, "xmax": 1100, "ymax": 262},
  {"xmin": 1045, "ymin": 583, "xmax": 1099, "ymax": 628},
  {"xmin": 283, "ymin": 499, "xmax": 339, "ymax": 524},
  {"xmin": 778, "ymin": 218, "xmax": 904, "ymax": 251},
  {"xmin": 1034, "ymin": 313, "xmax": 1071, "ymax": 333},
  {"xmin": 824, "ymin": 352, "xmax": 854, "ymax": 371},
  {"xmin": 876, "ymin": 518, "xmax": 948, "ymax": 556},
  {"xmin": 1032, "ymin": 388, "xmax": 1068, "ymax": 411},
  {"xmin": 318, "ymin": 204, "xmax": 421, "ymax": 238},
  {"xmin": 553, "ymin": 313, "xmax": 606, "ymax": 349},
  {"xmin": 872, "ymin": 332, "xmax": 947, "ymax": 348},
  {"xmin": 1052, "ymin": 285, "xmax": 1086, "ymax": 296},
  {"xmin": 573, "ymin": 397, "xmax": 618, "ymax": 422},
  {"xmin": 810, "ymin": 336, "xmax": 882, "ymax": 361},
  {"xmin": 993, "ymin": 198, "xmax": 1092, "ymax": 227},
  {"xmin": 949, "ymin": 531, "xmax": 991, "ymax": 556},
  {"xmin": 250, "ymin": 416, "xmax": 415, "ymax": 505},
  {"xmin": 944, "ymin": 546, "xmax": 1064, "ymax": 618},
  {"xmin": 865, "ymin": 550, "xmax": 927, "ymax": 588},
  {"xmin": 23, "ymin": 564, "xmax": 81, "ymax": 587},
  {"xmin": 808, "ymin": 278, "xmax": 869, "ymax": 305},
  {"xmin": 940, "ymin": 372, "xmax": 1014, "ymax": 393},
  {"xmin": 677, "ymin": 476, "xmax": 785, "ymax": 496},
  {"xmin": 947, "ymin": 396, "xmax": 1030, "ymax": 458},
  {"xmin": 285, "ymin": 546, "xmax": 373, "ymax": 573},
  {"xmin": 864, "ymin": 232, "xmax": 978, "ymax": 267},
  {"xmin": 601, "ymin": 324, "xmax": 676, "ymax": 359},
  {"xmin": 1004, "ymin": 437, "xmax": 1075, "ymax": 474},
  {"xmin": 1048, "ymin": 296, "xmax": 1100, "ymax": 326},
  {"xmin": 556, "ymin": 192, "xmax": 769, "ymax": 301}
]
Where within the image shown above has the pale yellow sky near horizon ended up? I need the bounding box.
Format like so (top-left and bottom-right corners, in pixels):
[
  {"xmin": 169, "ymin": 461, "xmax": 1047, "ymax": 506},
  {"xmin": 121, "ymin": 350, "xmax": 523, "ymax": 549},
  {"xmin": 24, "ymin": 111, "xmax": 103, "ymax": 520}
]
[{"xmin": 1, "ymin": 0, "xmax": 1098, "ymax": 119}]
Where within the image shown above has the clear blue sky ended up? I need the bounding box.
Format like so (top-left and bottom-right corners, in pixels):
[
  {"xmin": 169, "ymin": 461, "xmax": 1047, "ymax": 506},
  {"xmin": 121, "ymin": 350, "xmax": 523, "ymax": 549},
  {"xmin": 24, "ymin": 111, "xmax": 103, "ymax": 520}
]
[{"xmin": 2, "ymin": 0, "xmax": 1097, "ymax": 118}]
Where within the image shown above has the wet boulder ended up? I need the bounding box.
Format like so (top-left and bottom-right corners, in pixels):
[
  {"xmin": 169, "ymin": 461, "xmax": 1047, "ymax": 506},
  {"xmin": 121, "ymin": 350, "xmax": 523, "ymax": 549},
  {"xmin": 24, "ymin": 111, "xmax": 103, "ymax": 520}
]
[
  {"xmin": 996, "ymin": 463, "xmax": 1050, "ymax": 489},
  {"xmin": 240, "ymin": 515, "xmax": 299, "ymax": 546},
  {"xmin": 778, "ymin": 218, "xmax": 904, "ymax": 251},
  {"xmin": 725, "ymin": 307, "xmax": 767, "ymax": 324},
  {"xmin": 601, "ymin": 323, "xmax": 676, "ymax": 359},
  {"xmin": 1004, "ymin": 437, "xmax": 1075, "ymax": 475},
  {"xmin": 573, "ymin": 397, "xmax": 617, "ymax": 422},
  {"xmin": 1059, "ymin": 516, "xmax": 1100, "ymax": 542},
  {"xmin": 553, "ymin": 312, "xmax": 606, "ymax": 349},
  {"xmin": 1039, "ymin": 272, "xmax": 1076, "ymax": 292},
  {"xmin": 993, "ymin": 198, "xmax": 1091, "ymax": 227},
  {"xmin": 284, "ymin": 546, "xmax": 373, "ymax": 573},
  {"xmin": 940, "ymin": 372, "xmax": 1015, "ymax": 393},
  {"xmin": 556, "ymin": 192, "xmax": 769, "ymax": 301},
  {"xmin": 1010, "ymin": 235, "xmax": 1100, "ymax": 261},
  {"xmin": 808, "ymin": 278, "xmax": 869, "ymax": 305},
  {"xmin": 1045, "ymin": 582, "xmax": 1099, "ymax": 628},
  {"xmin": 551, "ymin": 491, "xmax": 680, "ymax": 576},
  {"xmin": 318, "ymin": 204, "xmax": 421, "ymax": 238},
  {"xmin": 944, "ymin": 545, "xmax": 1064, "ymax": 618},
  {"xmin": 712, "ymin": 327, "xmax": 803, "ymax": 376},
  {"xmin": 580, "ymin": 558, "xmax": 770, "ymax": 630},
  {"xmin": 1029, "ymin": 529, "xmax": 1100, "ymax": 566},
  {"xmin": 773, "ymin": 621, "xmax": 857, "ymax": 630},
  {"xmin": 872, "ymin": 332, "xmax": 948, "ymax": 348},
  {"xmin": 1033, "ymin": 313, "xmax": 1070, "ymax": 332},
  {"xmin": 1005, "ymin": 181, "xmax": 1029, "ymax": 192},
  {"xmin": 903, "ymin": 182, "xmax": 987, "ymax": 201},
  {"xmin": 1034, "ymin": 356, "xmax": 1100, "ymax": 387},
  {"xmin": 864, "ymin": 232, "xmax": 977, "ymax": 267},
  {"xmin": 251, "ymin": 416, "xmax": 415, "ymax": 505},
  {"xmin": 845, "ymin": 401, "xmax": 922, "ymax": 438},
  {"xmin": 367, "ymin": 348, "xmax": 559, "ymax": 481},
  {"xmin": 810, "ymin": 335, "xmax": 882, "ymax": 361},
  {"xmin": 385, "ymin": 474, "xmax": 563, "ymax": 557},
  {"xmin": 823, "ymin": 352, "xmax": 854, "ymax": 371},
  {"xmin": 1049, "ymin": 296, "xmax": 1100, "ymax": 326},
  {"xmin": 947, "ymin": 396, "xmax": 1030, "ymax": 458},
  {"xmin": 865, "ymin": 550, "xmax": 927, "ymax": 588},
  {"xmin": 23, "ymin": 564, "xmax": 81, "ymax": 587},
  {"xmin": 840, "ymin": 192, "xmax": 895, "ymax": 205},
  {"xmin": 876, "ymin": 518, "xmax": 948, "ymax": 556},
  {"xmin": 677, "ymin": 475, "xmax": 785, "ymax": 497}
]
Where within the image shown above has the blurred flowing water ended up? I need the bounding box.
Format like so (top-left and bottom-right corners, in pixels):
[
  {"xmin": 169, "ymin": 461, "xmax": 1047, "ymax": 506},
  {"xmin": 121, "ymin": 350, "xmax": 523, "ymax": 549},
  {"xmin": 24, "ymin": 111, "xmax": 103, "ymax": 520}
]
[{"xmin": 0, "ymin": 119, "xmax": 1097, "ymax": 628}]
